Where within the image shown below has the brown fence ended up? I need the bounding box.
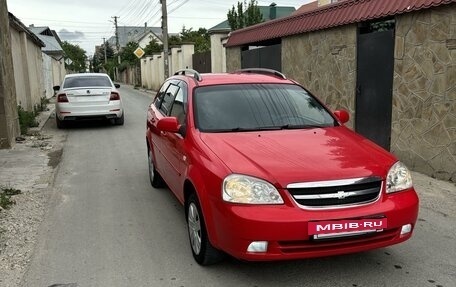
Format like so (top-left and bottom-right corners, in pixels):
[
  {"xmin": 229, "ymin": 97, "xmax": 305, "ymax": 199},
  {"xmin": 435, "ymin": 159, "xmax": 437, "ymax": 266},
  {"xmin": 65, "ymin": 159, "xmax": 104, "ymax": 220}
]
[{"xmin": 192, "ymin": 51, "xmax": 211, "ymax": 73}]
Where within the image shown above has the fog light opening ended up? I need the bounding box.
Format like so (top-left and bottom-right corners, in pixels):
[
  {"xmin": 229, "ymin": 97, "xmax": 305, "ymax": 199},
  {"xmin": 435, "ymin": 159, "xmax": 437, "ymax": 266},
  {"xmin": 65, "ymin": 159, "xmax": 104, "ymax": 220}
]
[
  {"xmin": 247, "ymin": 241, "xmax": 268, "ymax": 253},
  {"xmin": 401, "ymin": 224, "xmax": 412, "ymax": 235}
]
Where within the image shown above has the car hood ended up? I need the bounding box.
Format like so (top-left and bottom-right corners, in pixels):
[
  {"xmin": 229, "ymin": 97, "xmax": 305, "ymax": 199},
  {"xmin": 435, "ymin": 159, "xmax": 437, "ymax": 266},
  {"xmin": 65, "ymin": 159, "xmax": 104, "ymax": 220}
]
[{"xmin": 199, "ymin": 126, "xmax": 396, "ymax": 188}]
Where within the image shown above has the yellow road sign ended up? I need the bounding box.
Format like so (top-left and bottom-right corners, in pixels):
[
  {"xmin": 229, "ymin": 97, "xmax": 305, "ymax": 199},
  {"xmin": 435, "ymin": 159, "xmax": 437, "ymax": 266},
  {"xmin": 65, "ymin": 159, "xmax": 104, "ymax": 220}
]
[{"xmin": 134, "ymin": 47, "xmax": 145, "ymax": 59}]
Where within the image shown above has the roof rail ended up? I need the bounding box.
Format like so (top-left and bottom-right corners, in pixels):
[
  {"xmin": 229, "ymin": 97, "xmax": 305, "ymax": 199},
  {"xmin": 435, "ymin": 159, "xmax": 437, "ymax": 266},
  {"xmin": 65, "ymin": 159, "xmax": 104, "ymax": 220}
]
[
  {"xmin": 174, "ymin": 69, "xmax": 202, "ymax": 82},
  {"xmin": 234, "ymin": 68, "xmax": 287, "ymax": 80}
]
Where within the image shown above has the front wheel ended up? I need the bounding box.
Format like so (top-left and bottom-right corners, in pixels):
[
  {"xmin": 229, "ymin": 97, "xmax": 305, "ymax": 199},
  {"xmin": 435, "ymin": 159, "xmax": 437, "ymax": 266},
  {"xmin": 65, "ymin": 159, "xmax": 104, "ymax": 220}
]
[
  {"xmin": 187, "ymin": 193, "xmax": 224, "ymax": 265},
  {"xmin": 148, "ymin": 148, "xmax": 165, "ymax": 188}
]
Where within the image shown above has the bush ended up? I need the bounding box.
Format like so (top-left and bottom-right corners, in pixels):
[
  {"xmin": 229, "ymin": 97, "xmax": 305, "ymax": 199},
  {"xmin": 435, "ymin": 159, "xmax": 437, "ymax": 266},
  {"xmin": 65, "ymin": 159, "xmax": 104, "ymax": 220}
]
[
  {"xmin": 18, "ymin": 106, "xmax": 38, "ymax": 135},
  {"xmin": 0, "ymin": 187, "xmax": 21, "ymax": 210},
  {"xmin": 17, "ymin": 97, "xmax": 49, "ymax": 135}
]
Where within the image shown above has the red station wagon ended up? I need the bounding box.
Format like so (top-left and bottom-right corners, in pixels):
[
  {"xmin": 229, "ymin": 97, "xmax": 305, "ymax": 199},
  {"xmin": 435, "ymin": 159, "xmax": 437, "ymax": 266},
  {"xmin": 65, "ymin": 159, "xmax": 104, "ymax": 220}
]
[{"xmin": 146, "ymin": 68, "xmax": 419, "ymax": 265}]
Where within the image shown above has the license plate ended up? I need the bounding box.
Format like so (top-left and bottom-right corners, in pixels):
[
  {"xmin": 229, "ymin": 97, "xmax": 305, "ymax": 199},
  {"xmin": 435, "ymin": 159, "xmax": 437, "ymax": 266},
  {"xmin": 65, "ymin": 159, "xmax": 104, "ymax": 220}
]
[{"xmin": 308, "ymin": 218, "xmax": 387, "ymax": 236}]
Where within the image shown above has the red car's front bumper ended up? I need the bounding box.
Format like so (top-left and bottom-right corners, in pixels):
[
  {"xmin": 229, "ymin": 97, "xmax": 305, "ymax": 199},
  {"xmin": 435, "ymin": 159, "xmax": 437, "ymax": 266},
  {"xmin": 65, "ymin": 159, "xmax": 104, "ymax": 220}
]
[{"xmin": 210, "ymin": 188, "xmax": 419, "ymax": 261}]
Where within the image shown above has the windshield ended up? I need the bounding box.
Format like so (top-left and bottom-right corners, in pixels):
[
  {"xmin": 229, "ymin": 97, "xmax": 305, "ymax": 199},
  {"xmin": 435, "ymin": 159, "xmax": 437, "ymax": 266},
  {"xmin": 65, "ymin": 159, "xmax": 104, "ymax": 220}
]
[
  {"xmin": 194, "ymin": 84, "xmax": 336, "ymax": 132},
  {"xmin": 63, "ymin": 76, "xmax": 113, "ymax": 89}
]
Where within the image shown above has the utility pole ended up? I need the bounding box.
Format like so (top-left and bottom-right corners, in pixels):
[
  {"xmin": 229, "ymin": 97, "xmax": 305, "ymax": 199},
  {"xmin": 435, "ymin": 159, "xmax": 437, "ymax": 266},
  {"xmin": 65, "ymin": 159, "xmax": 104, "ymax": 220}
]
[
  {"xmin": 161, "ymin": 0, "xmax": 169, "ymax": 78},
  {"xmin": 112, "ymin": 16, "xmax": 121, "ymax": 64},
  {"xmin": 103, "ymin": 38, "xmax": 108, "ymax": 64},
  {"xmin": 102, "ymin": 37, "xmax": 107, "ymax": 64}
]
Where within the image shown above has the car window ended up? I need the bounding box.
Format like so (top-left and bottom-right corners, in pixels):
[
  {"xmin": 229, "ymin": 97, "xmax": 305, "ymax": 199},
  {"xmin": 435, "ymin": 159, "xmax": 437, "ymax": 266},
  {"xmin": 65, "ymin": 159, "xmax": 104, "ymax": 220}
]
[
  {"xmin": 160, "ymin": 84, "xmax": 179, "ymax": 115},
  {"xmin": 194, "ymin": 84, "xmax": 336, "ymax": 132},
  {"xmin": 63, "ymin": 76, "xmax": 112, "ymax": 88},
  {"xmin": 170, "ymin": 86, "xmax": 185, "ymax": 124},
  {"xmin": 154, "ymin": 81, "xmax": 171, "ymax": 109}
]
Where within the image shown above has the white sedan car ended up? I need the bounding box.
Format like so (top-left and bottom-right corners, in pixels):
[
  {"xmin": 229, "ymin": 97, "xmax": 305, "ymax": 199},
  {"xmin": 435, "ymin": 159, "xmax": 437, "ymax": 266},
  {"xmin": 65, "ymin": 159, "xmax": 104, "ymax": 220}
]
[{"xmin": 53, "ymin": 73, "xmax": 124, "ymax": 128}]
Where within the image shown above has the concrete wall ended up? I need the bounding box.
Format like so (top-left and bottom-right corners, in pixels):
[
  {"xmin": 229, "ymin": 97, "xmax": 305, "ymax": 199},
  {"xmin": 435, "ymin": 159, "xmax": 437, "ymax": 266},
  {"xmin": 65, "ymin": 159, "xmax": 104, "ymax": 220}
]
[
  {"xmin": 42, "ymin": 53, "xmax": 53, "ymax": 99},
  {"xmin": 282, "ymin": 25, "xmax": 357, "ymax": 128},
  {"xmin": 119, "ymin": 65, "xmax": 140, "ymax": 86},
  {"xmin": 0, "ymin": 3, "xmax": 20, "ymax": 148},
  {"xmin": 10, "ymin": 27, "xmax": 44, "ymax": 111},
  {"xmin": 391, "ymin": 5, "xmax": 456, "ymax": 181},
  {"xmin": 140, "ymin": 44, "xmax": 194, "ymax": 91},
  {"xmin": 10, "ymin": 28, "xmax": 29, "ymax": 109},
  {"xmin": 43, "ymin": 54, "xmax": 65, "ymax": 98},
  {"xmin": 25, "ymin": 35, "xmax": 44, "ymax": 110},
  {"xmin": 210, "ymin": 33, "xmax": 229, "ymax": 73},
  {"xmin": 52, "ymin": 57, "xmax": 65, "ymax": 87}
]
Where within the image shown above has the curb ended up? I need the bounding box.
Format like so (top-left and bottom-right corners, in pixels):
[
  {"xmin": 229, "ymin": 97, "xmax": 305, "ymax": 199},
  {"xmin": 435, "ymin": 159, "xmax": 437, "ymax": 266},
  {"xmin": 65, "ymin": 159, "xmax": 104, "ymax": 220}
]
[{"xmin": 28, "ymin": 103, "xmax": 55, "ymax": 135}]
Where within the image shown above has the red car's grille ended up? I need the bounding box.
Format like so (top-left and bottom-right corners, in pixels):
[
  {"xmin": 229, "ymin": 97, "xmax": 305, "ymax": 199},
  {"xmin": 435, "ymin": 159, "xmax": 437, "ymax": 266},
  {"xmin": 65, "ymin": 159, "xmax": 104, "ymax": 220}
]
[
  {"xmin": 287, "ymin": 178, "xmax": 382, "ymax": 208},
  {"xmin": 278, "ymin": 228, "xmax": 399, "ymax": 254}
]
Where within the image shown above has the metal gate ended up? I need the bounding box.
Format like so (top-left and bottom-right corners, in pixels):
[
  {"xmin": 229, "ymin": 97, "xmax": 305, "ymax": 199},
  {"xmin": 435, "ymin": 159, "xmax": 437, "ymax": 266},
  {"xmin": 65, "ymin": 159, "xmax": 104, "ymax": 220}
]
[
  {"xmin": 241, "ymin": 44, "xmax": 281, "ymax": 72},
  {"xmin": 192, "ymin": 51, "xmax": 211, "ymax": 73},
  {"xmin": 356, "ymin": 25, "xmax": 395, "ymax": 151}
]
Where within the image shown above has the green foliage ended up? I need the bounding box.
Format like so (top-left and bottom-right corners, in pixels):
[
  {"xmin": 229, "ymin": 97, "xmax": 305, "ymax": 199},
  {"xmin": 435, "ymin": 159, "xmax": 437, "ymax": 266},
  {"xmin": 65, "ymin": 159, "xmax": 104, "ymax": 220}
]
[
  {"xmin": 180, "ymin": 27, "xmax": 210, "ymax": 53},
  {"xmin": 227, "ymin": 0, "xmax": 263, "ymax": 31},
  {"xmin": 169, "ymin": 35, "xmax": 182, "ymax": 47},
  {"xmin": 0, "ymin": 187, "xmax": 21, "ymax": 210},
  {"xmin": 119, "ymin": 42, "xmax": 140, "ymax": 65},
  {"xmin": 16, "ymin": 97, "xmax": 48, "ymax": 134},
  {"xmin": 17, "ymin": 105, "xmax": 38, "ymax": 135},
  {"xmin": 92, "ymin": 42, "xmax": 115, "ymax": 73},
  {"xmin": 61, "ymin": 41, "xmax": 88, "ymax": 72},
  {"xmin": 144, "ymin": 38, "xmax": 163, "ymax": 55}
]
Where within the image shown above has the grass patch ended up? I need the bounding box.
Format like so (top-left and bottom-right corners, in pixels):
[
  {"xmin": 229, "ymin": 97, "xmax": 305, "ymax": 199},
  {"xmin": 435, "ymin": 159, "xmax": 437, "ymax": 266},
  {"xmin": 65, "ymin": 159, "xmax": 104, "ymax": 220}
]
[
  {"xmin": 17, "ymin": 97, "xmax": 50, "ymax": 135},
  {"xmin": 0, "ymin": 187, "xmax": 22, "ymax": 210}
]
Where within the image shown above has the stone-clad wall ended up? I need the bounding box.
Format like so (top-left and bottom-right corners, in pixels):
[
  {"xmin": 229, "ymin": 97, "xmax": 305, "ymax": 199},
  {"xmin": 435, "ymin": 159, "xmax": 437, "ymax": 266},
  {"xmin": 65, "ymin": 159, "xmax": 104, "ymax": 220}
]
[
  {"xmin": 282, "ymin": 25, "xmax": 357, "ymax": 128},
  {"xmin": 225, "ymin": 47, "xmax": 241, "ymax": 72},
  {"xmin": 392, "ymin": 5, "xmax": 456, "ymax": 182}
]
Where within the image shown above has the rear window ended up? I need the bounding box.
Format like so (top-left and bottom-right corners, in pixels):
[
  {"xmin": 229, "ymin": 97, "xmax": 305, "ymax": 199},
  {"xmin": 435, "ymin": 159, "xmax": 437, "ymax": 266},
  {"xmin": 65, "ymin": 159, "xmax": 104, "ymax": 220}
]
[
  {"xmin": 63, "ymin": 76, "xmax": 112, "ymax": 89},
  {"xmin": 194, "ymin": 84, "xmax": 336, "ymax": 132}
]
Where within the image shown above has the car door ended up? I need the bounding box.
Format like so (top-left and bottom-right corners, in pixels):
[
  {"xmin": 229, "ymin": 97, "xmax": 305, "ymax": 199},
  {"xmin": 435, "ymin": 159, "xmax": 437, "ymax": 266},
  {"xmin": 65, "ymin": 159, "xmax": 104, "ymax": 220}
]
[
  {"xmin": 162, "ymin": 81, "xmax": 188, "ymax": 200},
  {"xmin": 148, "ymin": 80, "xmax": 175, "ymax": 178}
]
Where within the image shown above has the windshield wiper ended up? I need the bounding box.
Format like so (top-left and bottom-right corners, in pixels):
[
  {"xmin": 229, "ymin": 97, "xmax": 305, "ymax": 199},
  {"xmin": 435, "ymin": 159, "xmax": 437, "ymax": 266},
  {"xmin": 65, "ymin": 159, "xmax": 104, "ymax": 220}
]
[
  {"xmin": 206, "ymin": 125, "xmax": 329, "ymax": 133},
  {"xmin": 208, "ymin": 126, "xmax": 283, "ymax": 133},
  {"xmin": 280, "ymin": 124, "xmax": 328, "ymax": 129}
]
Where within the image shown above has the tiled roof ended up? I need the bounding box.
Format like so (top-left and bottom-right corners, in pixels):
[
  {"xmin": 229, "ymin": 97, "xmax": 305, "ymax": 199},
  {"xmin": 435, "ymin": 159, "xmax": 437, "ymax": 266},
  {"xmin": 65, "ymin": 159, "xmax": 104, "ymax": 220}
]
[{"xmin": 226, "ymin": 0, "xmax": 455, "ymax": 47}]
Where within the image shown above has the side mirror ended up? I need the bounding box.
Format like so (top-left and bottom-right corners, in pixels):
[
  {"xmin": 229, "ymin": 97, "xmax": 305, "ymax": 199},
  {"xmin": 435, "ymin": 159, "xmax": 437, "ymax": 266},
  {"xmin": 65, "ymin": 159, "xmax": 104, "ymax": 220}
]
[
  {"xmin": 53, "ymin": 85, "xmax": 60, "ymax": 92},
  {"xmin": 114, "ymin": 84, "xmax": 121, "ymax": 88},
  {"xmin": 157, "ymin": 117, "xmax": 180, "ymax": 133},
  {"xmin": 333, "ymin": 109, "xmax": 349, "ymax": 124}
]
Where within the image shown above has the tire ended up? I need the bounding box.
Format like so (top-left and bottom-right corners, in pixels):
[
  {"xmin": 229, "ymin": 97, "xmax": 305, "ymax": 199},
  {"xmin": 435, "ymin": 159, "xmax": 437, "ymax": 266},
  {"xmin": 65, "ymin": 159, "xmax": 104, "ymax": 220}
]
[
  {"xmin": 115, "ymin": 113, "xmax": 124, "ymax": 125},
  {"xmin": 148, "ymin": 148, "xmax": 165, "ymax": 188},
  {"xmin": 56, "ymin": 116, "xmax": 65, "ymax": 129},
  {"xmin": 187, "ymin": 193, "xmax": 224, "ymax": 265}
]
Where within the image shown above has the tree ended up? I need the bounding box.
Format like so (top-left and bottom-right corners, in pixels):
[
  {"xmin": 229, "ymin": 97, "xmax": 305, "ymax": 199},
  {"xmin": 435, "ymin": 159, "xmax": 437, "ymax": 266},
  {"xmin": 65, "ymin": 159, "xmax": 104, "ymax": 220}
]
[
  {"xmin": 119, "ymin": 41, "xmax": 140, "ymax": 65},
  {"xmin": 61, "ymin": 41, "xmax": 87, "ymax": 72},
  {"xmin": 227, "ymin": 0, "xmax": 262, "ymax": 31},
  {"xmin": 144, "ymin": 38, "xmax": 163, "ymax": 55},
  {"xmin": 180, "ymin": 27, "xmax": 210, "ymax": 53}
]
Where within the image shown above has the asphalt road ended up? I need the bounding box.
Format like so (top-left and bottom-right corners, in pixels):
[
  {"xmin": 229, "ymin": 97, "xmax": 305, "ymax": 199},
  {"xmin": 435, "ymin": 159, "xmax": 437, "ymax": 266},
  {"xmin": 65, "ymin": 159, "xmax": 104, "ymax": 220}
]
[{"xmin": 22, "ymin": 86, "xmax": 455, "ymax": 287}]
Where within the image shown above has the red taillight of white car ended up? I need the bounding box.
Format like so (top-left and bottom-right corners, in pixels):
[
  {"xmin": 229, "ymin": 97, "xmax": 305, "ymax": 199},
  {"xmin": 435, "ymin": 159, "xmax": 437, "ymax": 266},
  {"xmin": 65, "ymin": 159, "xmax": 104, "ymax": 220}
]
[
  {"xmin": 110, "ymin": 92, "xmax": 120, "ymax": 101},
  {"xmin": 57, "ymin": 93, "xmax": 68, "ymax": 103}
]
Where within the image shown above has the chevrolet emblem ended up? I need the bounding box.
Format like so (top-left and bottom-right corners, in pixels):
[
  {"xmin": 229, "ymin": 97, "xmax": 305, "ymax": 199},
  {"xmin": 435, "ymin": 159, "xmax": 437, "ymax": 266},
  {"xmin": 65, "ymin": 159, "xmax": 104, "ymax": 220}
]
[{"xmin": 337, "ymin": 191, "xmax": 348, "ymax": 199}]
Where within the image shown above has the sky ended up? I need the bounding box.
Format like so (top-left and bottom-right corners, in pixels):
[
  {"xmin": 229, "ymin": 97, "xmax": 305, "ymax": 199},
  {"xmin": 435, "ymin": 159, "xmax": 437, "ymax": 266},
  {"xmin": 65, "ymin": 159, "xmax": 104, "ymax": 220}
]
[{"xmin": 6, "ymin": 0, "xmax": 310, "ymax": 56}]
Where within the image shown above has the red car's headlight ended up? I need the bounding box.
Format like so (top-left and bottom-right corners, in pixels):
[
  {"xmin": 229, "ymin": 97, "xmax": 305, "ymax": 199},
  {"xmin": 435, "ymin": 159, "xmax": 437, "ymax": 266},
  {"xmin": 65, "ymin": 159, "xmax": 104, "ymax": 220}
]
[
  {"xmin": 222, "ymin": 174, "xmax": 284, "ymax": 204},
  {"xmin": 386, "ymin": 161, "xmax": 413, "ymax": 193}
]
